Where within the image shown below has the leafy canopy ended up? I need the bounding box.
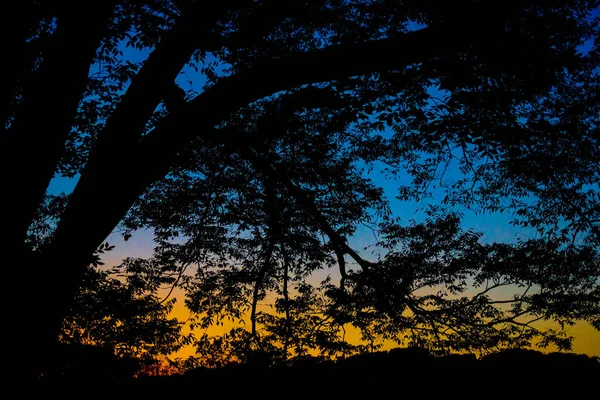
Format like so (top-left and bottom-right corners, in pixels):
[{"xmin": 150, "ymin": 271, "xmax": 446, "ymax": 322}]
[{"xmin": 16, "ymin": 0, "xmax": 600, "ymax": 365}]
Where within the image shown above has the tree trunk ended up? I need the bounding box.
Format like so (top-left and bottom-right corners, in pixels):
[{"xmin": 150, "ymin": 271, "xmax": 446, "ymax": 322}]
[{"xmin": 2, "ymin": 2, "xmax": 116, "ymax": 252}]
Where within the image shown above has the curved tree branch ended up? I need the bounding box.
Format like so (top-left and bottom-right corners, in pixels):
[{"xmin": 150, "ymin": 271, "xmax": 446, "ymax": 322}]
[
  {"xmin": 2, "ymin": 1, "xmax": 117, "ymax": 249},
  {"xmin": 48, "ymin": 22, "xmax": 478, "ymax": 268}
]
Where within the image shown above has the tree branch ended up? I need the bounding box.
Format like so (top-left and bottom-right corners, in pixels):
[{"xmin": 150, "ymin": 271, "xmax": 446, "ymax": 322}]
[
  {"xmin": 48, "ymin": 22, "xmax": 471, "ymax": 267},
  {"xmin": 281, "ymin": 246, "xmax": 291, "ymax": 361},
  {"xmin": 141, "ymin": 24, "xmax": 463, "ymax": 155},
  {"xmin": 2, "ymin": 2, "xmax": 117, "ymax": 250},
  {"xmin": 251, "ymin": 235, "xmax": 276, "ymax": 337},
  {"xmin": 84, "ymin": 1, "xmax": 251, "ymax": 162},
  {"xmin": 51, "ymin": 1, "xmax": 245, "ymax": 252},
  {"xmin": 239, "ymin": 146, "xmax": 375, "ymax": 272}
]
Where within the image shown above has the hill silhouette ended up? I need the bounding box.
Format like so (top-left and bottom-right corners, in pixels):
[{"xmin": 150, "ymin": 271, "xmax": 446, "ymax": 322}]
[{"xmin": 128, "ymin": 347, "xmax": 599, "ymax": 386}]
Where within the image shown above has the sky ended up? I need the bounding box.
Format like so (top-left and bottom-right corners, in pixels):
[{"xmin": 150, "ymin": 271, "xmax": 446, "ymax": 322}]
[
  {"xmin": 47, "ymin": 157, "xmax": 600, "ymax": 359},
  {"xmin": 43, "ymin": 10, "xmax": 600, "ymax": 359}
]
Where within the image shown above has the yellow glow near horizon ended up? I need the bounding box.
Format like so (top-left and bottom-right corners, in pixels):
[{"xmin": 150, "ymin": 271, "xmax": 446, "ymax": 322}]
[
  {"xmin": 101, "ymin": 215, "xmax": 600, "ymax": 360},
  {"xmin": 568, "ymin": 323, "xmax": 600, "ymax": 357},
  {"xmin": 166, "ymin": 296, "xmax": 600, "ymax": 360}
]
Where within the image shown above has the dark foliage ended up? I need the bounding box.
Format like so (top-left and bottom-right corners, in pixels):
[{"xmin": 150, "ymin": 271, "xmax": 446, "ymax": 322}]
[
  {"xmin": 133, "ymin": 348, "xmax": 599, "ymax": 385},
  {"xmin": 4, "ymin": 1, "xmax": 599, "ymax": 377}
]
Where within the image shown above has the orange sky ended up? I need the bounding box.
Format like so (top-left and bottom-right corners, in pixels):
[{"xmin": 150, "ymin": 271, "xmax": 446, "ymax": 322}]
[
  {"xmin": 101, "ymin": 229, "xmax": 600, "ymax": 361},
  {"xmin": 165, "ymin": 290, "xmax": 600, "ymax": 360}
]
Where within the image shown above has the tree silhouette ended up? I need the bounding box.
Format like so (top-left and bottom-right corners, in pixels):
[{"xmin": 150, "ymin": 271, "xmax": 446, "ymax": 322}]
[
  {"xmin": 25, "ymin": 184, "xmax": 186, "ymax": 380},
  {"xmin": 60, "ymin": 263, "xmax": 187, "ymax": 366},
  {"xmin": 4, "ymin": 1, "xmax": 599, "ymax": 377}
]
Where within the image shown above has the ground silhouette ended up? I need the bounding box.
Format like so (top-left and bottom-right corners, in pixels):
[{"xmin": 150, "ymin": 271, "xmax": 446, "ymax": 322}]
[{"xmin": 132, "ymin": 348, "xmax": 600, "ymax": 385}]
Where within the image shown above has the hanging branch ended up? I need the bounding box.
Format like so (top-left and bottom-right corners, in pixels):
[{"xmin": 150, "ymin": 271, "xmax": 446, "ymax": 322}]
[
  {"xmin": 281, "ymin": 246, "xmax": 292, "ymax": 362},
  {"xmin": 250, "ymin": 235, "xmax": 276, "ymax": 337},
  {"xmin": 335, "ymin": 248, "xmax": 348, "ymax": 291},
  {"xmin": 239, "ymin": 146, "xmax": 375, "ymax": 275},
  {"xmin": 250, "ymin": 172, "xmax": 284, "ymax": 338}
]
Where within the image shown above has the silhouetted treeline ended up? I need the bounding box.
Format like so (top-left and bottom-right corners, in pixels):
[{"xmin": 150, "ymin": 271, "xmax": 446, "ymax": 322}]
[
  {"xmin": 35, "ymin": 344, "xmax": 599, "ymax": 385},
  {"xmin": 36, "ymin": 343, "xmax": 140, "ymax": 384},
  {"xmin": 134, "ymin": 348, "xmax": 599, "ymax": 385}
]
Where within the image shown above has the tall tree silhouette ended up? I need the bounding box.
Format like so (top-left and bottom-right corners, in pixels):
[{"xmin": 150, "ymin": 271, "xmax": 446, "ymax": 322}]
[
  {"xmin": 26, "ymin": 195, "xmax": 187, "ymax": 378},
  {"xmin": 3, "ymin": 1, "xmax": 599, "ymax": 376}
]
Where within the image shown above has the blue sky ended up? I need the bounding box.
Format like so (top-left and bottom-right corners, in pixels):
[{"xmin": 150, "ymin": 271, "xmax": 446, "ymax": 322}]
[{"xmin": 46, "ymin": 139, "xmax": 533, "ymax": 269}]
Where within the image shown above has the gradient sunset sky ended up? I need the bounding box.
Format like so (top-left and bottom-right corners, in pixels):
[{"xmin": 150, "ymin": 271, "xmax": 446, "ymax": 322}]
[
  {"xmin": 44, "ymin": 12, "xmax": 600, "ymax": 359},
  {"xmin": 48, "ymin": 171, "xmax": 600, "ymax": 358}
]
